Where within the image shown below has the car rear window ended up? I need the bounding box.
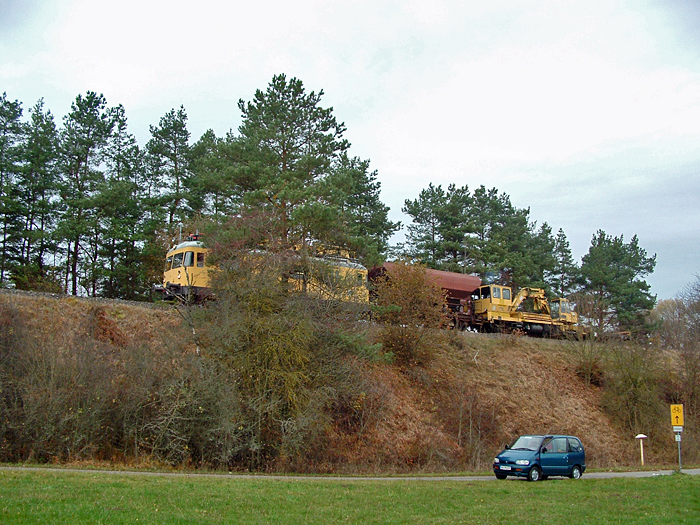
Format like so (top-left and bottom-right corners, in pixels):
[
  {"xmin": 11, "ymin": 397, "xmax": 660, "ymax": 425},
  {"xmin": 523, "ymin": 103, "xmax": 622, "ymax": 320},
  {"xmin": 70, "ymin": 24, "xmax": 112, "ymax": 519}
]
[{"xmin": 568, "ymin": 438, "xmax": 583, "ymax": 452}]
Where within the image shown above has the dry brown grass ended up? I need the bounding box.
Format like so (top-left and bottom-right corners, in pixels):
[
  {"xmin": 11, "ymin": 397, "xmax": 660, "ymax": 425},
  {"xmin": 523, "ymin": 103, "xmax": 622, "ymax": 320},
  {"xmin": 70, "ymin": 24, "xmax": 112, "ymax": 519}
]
[
  {"xmin": 0, "ymin": 291, "xmax": 182, "ymax": 354},
  {"xmin": 317, "ymin": 329, "xmax": 683, "ymax": 473},
  {"xmin": 0, "ymin": 290, "xmax": 691, "ymax": 472}
]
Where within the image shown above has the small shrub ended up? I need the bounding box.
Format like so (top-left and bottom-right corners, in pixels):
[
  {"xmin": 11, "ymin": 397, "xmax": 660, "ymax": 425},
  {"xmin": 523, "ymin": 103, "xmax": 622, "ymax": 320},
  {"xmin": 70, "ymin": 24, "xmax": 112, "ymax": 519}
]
[
  {"xmin": 570, "ymin": 340, "xmax": 605, "ymax": 386},
  {"xmin": 371, "ymin": 262, "xmax": 449, "ymax": 366},
  {"xmin": 601, "ymin": 343, "xmax": 664, "ymax": 436}
]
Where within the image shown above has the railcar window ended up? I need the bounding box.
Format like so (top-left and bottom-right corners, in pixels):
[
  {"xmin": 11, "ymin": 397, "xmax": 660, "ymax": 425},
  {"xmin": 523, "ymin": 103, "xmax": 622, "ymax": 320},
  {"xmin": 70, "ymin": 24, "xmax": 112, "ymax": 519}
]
[
  {"xmin": 493, "ymin": 287, "xmax": 501, "ymax": 299},
  {"xmin": 172, "ymin": 253, "xmax": 183, "ymax": 268},
  {"xmin": 197, "ymin": 252, "xmax": 204, "ymax": 267},
  {"xmin": 480, "ymin": 286, "xmax": 491, "ymax": 299},
  {"xmin": 184, "ymin": 251, "xmax": 194, "ymax": 267},
  {"xmin": 165, "ymin": 256, "xmax": 173, "ymax": 272},
  {"xmin": 503, "ymin": 288, "xmax": 511, "ymax": 301}
]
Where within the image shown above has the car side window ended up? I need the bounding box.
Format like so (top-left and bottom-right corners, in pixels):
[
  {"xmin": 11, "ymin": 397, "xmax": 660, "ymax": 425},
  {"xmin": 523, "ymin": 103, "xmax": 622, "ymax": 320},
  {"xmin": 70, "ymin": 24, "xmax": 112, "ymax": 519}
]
[
  {"xmin": 552, "ymin": 437, "xmax": 568, "ymax": 453},
  {"xmin": 568, "ymin": 438, "xmax": 582, "ymax": 452},
  {"xmin": 541, "ymin": 437, "xmax": 553, "ymax": 452}
]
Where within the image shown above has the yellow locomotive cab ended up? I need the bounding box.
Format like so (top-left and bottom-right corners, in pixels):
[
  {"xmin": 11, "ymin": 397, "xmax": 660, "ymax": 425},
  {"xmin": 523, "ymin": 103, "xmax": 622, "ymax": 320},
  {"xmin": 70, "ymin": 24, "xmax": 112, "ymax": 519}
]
[{"xmin": 158, "ymin": 234, "xmax": 212, "ymax": 302}]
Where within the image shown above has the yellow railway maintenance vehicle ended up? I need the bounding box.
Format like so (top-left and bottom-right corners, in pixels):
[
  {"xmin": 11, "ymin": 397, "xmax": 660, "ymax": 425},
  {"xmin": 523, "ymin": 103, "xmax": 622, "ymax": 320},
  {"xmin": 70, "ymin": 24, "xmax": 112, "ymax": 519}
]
[
  {"xmin": 292, "ymin": 254, "xmax": 369, "ymax": 304},
  {"xmin": 156, "ymin": 234, "xmax": 212, "ymax": 302},
  {"xmin": 470, "ymin": 285, "xmax": 583, "ymax": 338},
  {"xmin": 155, "ymin": 235, "xmax": 369, "ymax": 304}
]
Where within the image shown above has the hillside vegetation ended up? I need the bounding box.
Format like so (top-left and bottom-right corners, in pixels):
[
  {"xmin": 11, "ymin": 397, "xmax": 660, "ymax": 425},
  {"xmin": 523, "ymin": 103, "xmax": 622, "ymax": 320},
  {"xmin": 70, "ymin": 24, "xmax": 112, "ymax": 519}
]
[
  {"xmin": 1, "ymin": 289, "xmax": 694, "ymax": 473},
  {"xmin": 2, "ymin": 78, "xmax": 656, "ymax": 343}
]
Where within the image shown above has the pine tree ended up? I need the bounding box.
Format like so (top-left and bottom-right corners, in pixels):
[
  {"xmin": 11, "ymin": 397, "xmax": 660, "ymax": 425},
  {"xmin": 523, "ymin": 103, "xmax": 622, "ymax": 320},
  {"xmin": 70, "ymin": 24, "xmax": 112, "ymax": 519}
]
[
  {"xmin": 547, "ymin": 228, "xmax": 578, "ymax": 297},
  {"xmin": 146, "ymin": 106, "xmax": 192, "ymax": 225},
  {"xmin": 233, "ymin": 74, "xmax": 349, "ymax": 248},
  {"xmin": 205, "ymin": 74, "xmax": 399, "ymax": 265},
  {"xmin": 98, "ymin": 104, "xmax": 147, "ymax": 299},
  {"xmin": 188, "ymin": 129, "xmax": 241, "ymax": 219},
  {"xmin": 402, "ymin": 183, "xmax": 452, "ymax": 267},
  {"xmin": 0, "ymin": 93, "xmax": 24, "ymax": 284},
  {"xmin": 578, "ymin": 230, "xmax": 656, "ymax": 333},
  {"xmin": 326, "ymin": 154, "xmax": 399, "ymax": 266},
  {"xmin": 57, "ymin": 92, "xmax": 114, "ymax": 295},
  {"xmin": 402, "ymin": 183, "xmax": 557, "ymax": 288},
  {"xmin": 13, "ymin": 99, "xmax": 61, "ymax": 291}
]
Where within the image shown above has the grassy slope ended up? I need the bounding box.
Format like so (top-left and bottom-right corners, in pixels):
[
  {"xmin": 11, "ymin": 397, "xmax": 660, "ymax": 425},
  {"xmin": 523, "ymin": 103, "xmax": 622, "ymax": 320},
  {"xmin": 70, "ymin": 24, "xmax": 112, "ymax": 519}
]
[
  {"xmin": 0, "ymin": 290, "xmax": 686, "ymax": 472},
  {"xmin": 323, "ymin": 333, "xmax": 635, "ymax": 472}
]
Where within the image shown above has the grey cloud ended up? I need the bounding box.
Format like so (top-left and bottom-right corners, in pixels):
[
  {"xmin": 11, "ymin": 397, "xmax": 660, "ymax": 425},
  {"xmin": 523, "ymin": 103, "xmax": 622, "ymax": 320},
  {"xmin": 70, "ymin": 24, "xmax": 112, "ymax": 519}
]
[
  {"xmin": 0, "ymin": 0, "xmax": 40, "ymax": 39},
  {"xmin": 649, "ymin": 0, "xmax": 700, "ymax": 55}
]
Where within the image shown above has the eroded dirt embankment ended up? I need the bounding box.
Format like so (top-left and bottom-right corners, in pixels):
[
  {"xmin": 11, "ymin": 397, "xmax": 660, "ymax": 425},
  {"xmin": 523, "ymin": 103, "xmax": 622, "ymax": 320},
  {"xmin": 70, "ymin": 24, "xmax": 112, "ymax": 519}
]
[{"xmin": 0, "ymin": 290, "xmax": 662, "ymax": 472}]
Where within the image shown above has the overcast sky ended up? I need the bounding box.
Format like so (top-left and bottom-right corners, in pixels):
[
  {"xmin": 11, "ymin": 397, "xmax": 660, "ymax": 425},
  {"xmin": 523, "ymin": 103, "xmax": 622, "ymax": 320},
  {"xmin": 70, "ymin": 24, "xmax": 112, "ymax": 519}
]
[{"xmin": 2, "ymin": 0, "xmax": 699, "ymax": 299}]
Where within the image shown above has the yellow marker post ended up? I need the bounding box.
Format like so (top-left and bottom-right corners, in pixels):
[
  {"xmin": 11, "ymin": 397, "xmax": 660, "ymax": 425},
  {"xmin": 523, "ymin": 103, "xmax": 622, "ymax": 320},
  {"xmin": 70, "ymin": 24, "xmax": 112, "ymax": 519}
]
[
  {"xmin": 671, "ymin": 404, "xmax": 684, "ymax": 426},
  {"xmin": 671, "ymin": 404, "xmax": 684, "ymax": 472}
]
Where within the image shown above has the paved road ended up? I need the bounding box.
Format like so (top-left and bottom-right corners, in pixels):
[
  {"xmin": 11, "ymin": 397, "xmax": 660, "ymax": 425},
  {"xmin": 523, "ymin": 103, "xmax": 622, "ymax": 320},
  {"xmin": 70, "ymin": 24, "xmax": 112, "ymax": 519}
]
[{"xmin": 1, "ymin": 466, "xmax": 698, "ymax": 481}]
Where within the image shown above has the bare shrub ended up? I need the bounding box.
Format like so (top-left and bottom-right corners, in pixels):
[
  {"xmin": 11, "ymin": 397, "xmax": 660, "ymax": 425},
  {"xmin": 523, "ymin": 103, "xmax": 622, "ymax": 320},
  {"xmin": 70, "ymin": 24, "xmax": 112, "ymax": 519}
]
[
  {"xmin": 0, "ymin": 301, "xmax": 26, "ymax": 460},
  {"xmin": 570, "ymin": 339, "xmax": 606, "ymax": 386},
  {"xmin": 651, "ymin": 278, "xmax": 700, "ymax": 464},
  {"xmin": 601, "ymin": 343, "xmax": 665, "ymax": 437},
  {"xmin": 441, "ymin": 383, "xmax": 497, "ymax": 469},
  {"xmin": 2, "ymin": 329, "xmax": 117, "ymax": 462},
  {"xmin": 371, "ymin": 262, "xmax": 449, "ymax": 366}
]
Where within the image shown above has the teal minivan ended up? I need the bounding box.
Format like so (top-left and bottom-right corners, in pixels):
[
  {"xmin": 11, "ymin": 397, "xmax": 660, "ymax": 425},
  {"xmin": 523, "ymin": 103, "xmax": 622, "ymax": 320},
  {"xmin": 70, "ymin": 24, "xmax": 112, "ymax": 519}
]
[{"xmin": 493, "ymin": 435, "xmax": 586, "ymax": 481}]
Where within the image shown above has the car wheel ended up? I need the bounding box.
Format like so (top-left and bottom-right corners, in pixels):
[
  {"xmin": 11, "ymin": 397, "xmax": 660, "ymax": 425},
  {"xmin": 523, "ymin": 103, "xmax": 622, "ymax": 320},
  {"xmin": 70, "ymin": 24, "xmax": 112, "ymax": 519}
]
[
  {"xmin": 527, "ymin": 466, "xmax": 541, "ymax": 482},
  {"xmin": 570, "ymin": 465, "xmax": 582, "ymax": 479},
  {"xmin": 495, "ymin": 474, "xmax": 507, "ymax": 480}
]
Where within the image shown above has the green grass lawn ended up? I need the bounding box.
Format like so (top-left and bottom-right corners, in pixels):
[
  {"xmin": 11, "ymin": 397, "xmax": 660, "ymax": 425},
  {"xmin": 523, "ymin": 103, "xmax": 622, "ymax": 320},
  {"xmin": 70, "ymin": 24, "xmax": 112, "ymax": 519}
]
[{"xmin": 0, "ymin": 469, "xmax": 698, "ymax": 524}]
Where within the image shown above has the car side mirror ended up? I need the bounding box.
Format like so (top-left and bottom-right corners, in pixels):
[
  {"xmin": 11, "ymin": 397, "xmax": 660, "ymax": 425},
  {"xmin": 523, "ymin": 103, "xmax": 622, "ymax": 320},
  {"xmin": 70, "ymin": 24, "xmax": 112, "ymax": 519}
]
[
  {"xmin": 541, "ymin": 448, "xmax": 547, "ymax": 453},
  {"xmin": 505, "ymin": 445, "xmax": 510, "ymax": 449}
]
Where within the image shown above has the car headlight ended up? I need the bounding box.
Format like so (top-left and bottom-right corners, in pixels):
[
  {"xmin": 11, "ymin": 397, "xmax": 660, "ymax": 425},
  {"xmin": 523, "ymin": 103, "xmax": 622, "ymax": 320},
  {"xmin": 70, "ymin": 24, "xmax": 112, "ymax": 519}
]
[
  {"xmin": 515, "ymin": 459, "xmax": 530, "ymax": 466},
  {"xmin": 493, "ymin": 458, "xmax": 500, "ymax": 463}
]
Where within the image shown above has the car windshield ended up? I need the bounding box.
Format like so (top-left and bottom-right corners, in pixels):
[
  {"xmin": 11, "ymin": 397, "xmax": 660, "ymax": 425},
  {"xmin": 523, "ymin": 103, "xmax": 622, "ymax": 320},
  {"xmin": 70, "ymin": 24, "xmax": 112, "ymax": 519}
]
[{"xmin": 509, "ymin": 436, "xmax": 543, "ymax": 451}]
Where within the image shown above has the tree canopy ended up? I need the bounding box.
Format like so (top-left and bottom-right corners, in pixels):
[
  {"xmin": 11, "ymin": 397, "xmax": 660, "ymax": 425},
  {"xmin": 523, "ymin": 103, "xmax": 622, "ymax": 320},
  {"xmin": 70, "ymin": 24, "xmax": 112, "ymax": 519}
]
[
  {"xmin": 401, "ymin": 183, "xmax": 557, "ymax": 290},
  {"xmin": 220, "ymin": 74, "xmax": 398, "ymax": 262},
  {"xmin": 577, "ymin": 230, "xmax": 656, "ymax": 333},
  {"xmin": 0, "ymin": 77, "xmax": 662, "ymax": 333}
]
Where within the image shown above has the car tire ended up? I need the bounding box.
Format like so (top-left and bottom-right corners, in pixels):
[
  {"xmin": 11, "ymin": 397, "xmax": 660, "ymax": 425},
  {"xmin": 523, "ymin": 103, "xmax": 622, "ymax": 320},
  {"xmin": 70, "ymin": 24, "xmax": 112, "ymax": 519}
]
[
  {"xmin": 570, "ymin": 465, "xmax": 582, "ymax": 479},
  {"xmin": 527, "ymin": 466, "xmax": 541, "ymax": 482},
  {"xmin": 495, "ymin": 474, "xmax": 507, "ymax": 480}
]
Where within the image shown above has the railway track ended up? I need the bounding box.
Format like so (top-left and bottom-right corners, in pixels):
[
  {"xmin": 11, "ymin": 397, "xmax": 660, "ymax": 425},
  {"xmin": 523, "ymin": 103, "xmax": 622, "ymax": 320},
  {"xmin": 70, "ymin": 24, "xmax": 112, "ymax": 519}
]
[{"xmin": 0, "ymin": 287, "xmax": 171, "ymax": 311}]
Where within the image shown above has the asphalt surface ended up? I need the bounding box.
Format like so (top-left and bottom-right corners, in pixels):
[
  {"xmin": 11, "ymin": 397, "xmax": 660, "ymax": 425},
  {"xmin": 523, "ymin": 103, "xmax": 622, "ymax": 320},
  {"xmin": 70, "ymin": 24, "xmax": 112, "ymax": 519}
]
[{"xmin": 1, "ymin": 466, "xmax": 698, "ymax": 481}]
